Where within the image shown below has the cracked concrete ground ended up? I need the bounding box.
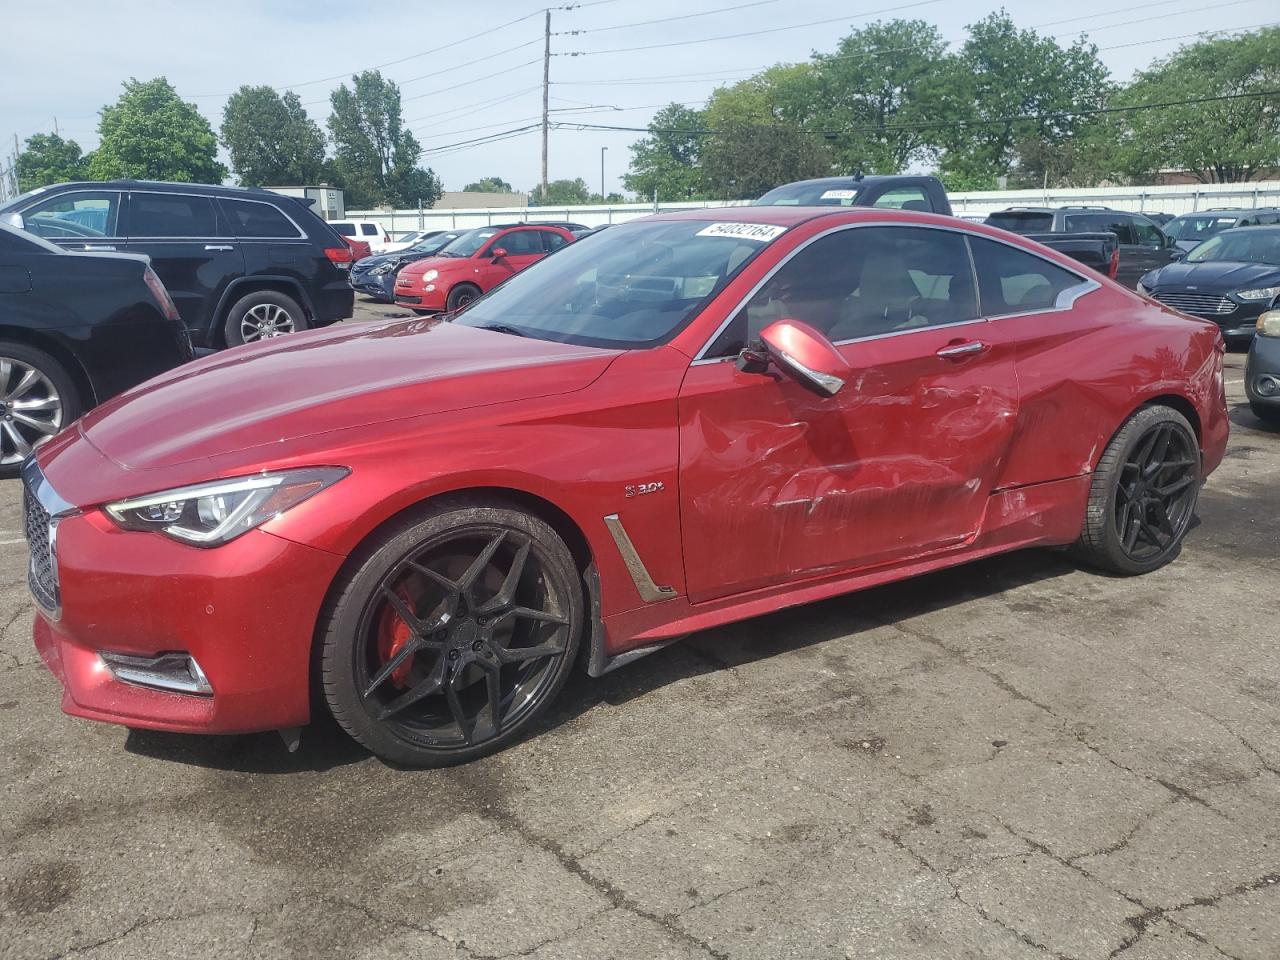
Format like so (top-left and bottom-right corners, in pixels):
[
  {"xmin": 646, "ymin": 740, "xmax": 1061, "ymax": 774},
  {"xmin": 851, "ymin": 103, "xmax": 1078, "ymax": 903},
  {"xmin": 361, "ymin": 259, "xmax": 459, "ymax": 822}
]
[{"xmin": 1, "ymin": 347, "xmax": 1278, "ymax": 960}]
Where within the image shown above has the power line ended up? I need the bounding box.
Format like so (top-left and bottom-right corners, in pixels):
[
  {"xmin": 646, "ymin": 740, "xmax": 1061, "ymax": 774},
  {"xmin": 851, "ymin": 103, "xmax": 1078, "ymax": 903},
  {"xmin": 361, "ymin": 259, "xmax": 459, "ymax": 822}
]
[
  {"xmin": 1031, "ymin": 0, "xmax": 1260, "ymax": 30},
  {"xmin": 1099, "ymin": 19, "xmax": 1277, "ymax": 51},
  {"xmin": 555, "ymin": 0, "xmax": 786, "ymax": 35},
  {"xmin": 555, "ymin": 0, "xmax": 943, "ymax": 56},
  {"xmin": 192, "ymin": 8, "xmax": 546, "ymax": 98}
]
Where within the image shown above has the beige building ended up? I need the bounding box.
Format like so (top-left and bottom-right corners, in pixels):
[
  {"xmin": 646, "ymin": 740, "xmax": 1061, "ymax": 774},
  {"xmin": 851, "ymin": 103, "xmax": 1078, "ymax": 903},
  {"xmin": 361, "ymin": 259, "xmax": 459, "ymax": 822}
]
[{"xmin": 432, "ymin": 191, "xmax": 530, "ymax": 210}]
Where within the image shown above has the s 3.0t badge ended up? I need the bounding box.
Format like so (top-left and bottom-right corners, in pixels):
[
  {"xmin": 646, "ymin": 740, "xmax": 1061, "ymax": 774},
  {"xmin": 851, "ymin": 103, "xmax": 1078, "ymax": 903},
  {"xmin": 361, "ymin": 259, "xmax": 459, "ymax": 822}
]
[{"xmin": 625, "ymin": 481, "xmax": 665, "ymax": 498}]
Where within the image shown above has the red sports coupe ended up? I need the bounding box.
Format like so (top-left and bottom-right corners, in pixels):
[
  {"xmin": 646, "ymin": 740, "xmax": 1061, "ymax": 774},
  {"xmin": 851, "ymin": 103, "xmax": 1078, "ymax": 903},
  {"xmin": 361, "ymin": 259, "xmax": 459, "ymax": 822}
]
[{"xmin": 26, "ymin": 207, "xmax": 1228, "ymax": 766}]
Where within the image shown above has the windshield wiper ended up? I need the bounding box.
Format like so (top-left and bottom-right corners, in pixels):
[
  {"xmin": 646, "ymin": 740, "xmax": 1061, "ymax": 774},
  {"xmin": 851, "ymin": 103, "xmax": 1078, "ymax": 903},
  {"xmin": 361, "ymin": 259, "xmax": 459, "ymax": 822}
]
[{"xmin": 475, "ymin": 323, "xmax": 527, "ymax": 338}]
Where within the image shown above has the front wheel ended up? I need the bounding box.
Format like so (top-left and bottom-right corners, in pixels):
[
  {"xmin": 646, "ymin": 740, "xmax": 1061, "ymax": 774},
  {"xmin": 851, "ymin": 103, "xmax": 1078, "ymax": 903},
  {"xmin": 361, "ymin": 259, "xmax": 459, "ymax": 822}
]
[
  {"xmin": 0, "ymin": 342, "xmax": 79, "ymax": 478},
  {"xmin": 320, "ymin": 501, "xmax": 583, "ymax": 766},
  {"xmin": 446, "ymin": 284, "xmax": 481, "ymax": 313},
  {"xmin": 1073, "ymin": 405, "xmax": 1200, "ymax": 575}
]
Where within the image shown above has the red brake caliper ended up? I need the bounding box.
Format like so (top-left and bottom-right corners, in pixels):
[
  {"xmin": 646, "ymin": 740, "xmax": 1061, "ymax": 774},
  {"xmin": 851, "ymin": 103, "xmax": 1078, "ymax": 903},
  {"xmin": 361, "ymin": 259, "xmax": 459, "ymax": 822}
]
[{"xmin": 377, "ymin": 586, "xmax": 418, "ymax": 688}]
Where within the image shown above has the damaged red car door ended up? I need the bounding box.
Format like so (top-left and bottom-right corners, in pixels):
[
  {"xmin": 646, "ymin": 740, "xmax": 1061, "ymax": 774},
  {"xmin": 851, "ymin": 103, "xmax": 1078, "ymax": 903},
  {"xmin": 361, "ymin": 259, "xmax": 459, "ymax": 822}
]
[{"xmin": 677, "ymin": 224, "xmax": 1019, "ymax": 603}]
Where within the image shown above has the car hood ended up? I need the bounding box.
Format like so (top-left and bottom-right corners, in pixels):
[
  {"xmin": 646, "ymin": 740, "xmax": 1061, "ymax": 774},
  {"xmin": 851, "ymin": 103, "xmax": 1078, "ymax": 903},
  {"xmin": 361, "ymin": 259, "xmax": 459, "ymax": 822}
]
[
  {"xmin": 354, "ymin": 249, "xmax": 437, "ymax": 270},
  {"xmin": 1146, "ymin": 259, "xmax": 1280, "ymax": 293},
  {"xmin": 76, "ymin": 317, "xmax": 619, "ymax": 472}
]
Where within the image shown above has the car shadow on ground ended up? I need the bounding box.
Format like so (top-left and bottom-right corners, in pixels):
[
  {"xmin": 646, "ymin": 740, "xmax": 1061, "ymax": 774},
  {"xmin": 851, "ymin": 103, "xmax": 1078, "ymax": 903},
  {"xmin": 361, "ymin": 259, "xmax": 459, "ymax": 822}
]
[
  {"xmin": 124, "ymin": 548, "xmax": 1081, "ymax": 774},
  {"xmin": 1228, "ymin": 401, "xmax": 1280, "ymax": 434}
]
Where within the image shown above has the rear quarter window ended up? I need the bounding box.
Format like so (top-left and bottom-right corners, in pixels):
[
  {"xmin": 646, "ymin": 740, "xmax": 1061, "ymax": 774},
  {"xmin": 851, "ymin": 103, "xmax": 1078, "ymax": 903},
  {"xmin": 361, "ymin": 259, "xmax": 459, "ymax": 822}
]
[{"xmin": 220, "ymin": 199, "xmax": 302, "ymax": 239}]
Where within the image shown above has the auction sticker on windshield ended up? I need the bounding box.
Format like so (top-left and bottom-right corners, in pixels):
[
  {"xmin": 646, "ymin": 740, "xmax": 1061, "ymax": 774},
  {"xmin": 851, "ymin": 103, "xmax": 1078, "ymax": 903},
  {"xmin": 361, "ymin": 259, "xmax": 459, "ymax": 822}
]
[
  {"xmin": 819, "ymin": 189, "xmax": 859, "ymax": 200},
  {"xmin": 695, "ymin": 223, "xmax": 788, "ymax": 242}
]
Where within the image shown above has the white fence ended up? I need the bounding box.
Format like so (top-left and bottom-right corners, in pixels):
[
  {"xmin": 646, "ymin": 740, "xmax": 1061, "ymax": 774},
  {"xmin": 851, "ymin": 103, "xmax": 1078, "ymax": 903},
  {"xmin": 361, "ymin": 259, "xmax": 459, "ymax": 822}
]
[{"xmin": 349, "ymin": 181, "xmax": 1280, "ymax": 232}]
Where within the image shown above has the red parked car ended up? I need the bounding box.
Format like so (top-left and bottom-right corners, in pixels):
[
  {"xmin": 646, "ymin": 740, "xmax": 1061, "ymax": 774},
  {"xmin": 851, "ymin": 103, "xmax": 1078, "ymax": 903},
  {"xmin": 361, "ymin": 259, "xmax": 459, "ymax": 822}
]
[
  {"xmin": 342, "ymin": 236, "xmax": 372, "ymax": 262},
  {"xmin": 395, "ymin": 223, "xmax": 575, "ymax": 313},
  {"xmin": 27, "ymin": 207, "xmax": 1228, "ymax": 766}
]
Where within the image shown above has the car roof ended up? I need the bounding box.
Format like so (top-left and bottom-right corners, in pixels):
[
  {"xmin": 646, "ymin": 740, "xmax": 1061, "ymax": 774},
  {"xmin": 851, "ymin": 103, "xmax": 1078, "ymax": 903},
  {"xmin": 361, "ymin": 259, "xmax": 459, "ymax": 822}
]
[
  {"xmin": 643, "ymin": 205, "xmax": 962, "ymax": 229},
  {"xmin": 1212, "ymin": 225, "xmax": 1280, "ymax": 235},
  {"xmin": 24, "ymin": 180, "xmax": 303, "ymax": 201}
]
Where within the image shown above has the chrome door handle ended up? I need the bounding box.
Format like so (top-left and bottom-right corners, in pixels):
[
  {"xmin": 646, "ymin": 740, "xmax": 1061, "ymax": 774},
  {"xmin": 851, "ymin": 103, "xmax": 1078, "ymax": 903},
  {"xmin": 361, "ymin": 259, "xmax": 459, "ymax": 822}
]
[
  {"xmin": 936, "ymin": 341, "xmax": 986, "ymax": 359},
  {"xmin": 204, "ymin": 244, "xmax": 235, "ymax": 251},
  {"xmin": 83, "ymin": 244, "xmax": 116, "ymax": 251}
]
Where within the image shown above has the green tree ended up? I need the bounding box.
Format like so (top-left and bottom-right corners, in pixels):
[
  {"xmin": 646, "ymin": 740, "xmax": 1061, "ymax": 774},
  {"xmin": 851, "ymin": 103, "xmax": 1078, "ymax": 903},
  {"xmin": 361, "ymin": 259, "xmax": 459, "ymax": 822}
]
[
  {"xmin": 1089, "ymin": 28, "xmax": 1280, "ymax": 183},
  {"xmin": 327, "ymin": 70, "xmax": 442, "ymax": 208},
  {"xmin": 87, "ymin": 77, "xmax": 226, "ymax": 183},
  {"xmin": 935, "ymin": 13, "xmax": 1110, "ymax": 187},
  {"xmin": 16, "ymin": 133, "xmax": 86, "ymax": 191},
  {"xmin": 623, "ymin": 104, "xmax": 709, "ymax": 201},
  {"xmin": 221, "ymin": 86, "xmax": 327, "ymax": 186},
  {"xmin": 810, "ymin": 20, "xmax": 952, "ymax": 174},
  {"xmin": 529, "ymin": 178, "xmax": 592, "ymax": 205},
  {"xmin": 463, "ymin": 176, "xmax": 514, "ymax": 192}
]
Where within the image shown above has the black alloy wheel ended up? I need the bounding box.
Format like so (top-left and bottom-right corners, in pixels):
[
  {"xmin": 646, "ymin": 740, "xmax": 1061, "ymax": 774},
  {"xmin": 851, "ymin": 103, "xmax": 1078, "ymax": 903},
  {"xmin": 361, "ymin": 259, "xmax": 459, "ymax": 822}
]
[
  {"xmin": 321, "ymin": 502, "xmax": 582, "ymax": 766},
  {"xmin": 1074, "ymin": 405, "xmax": 1200, "ymax": 575},
  {"xmin": 446, "ymin": 284, "xmax": 480, "ymax": 313}
]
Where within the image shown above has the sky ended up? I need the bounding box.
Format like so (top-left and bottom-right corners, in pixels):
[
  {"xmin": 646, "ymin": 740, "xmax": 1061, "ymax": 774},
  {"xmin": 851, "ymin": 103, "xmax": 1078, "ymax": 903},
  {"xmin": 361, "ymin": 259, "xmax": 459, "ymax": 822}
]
[{"xmin": 2, "ymin": 0, "xmax": 1274, "ymax": 198}]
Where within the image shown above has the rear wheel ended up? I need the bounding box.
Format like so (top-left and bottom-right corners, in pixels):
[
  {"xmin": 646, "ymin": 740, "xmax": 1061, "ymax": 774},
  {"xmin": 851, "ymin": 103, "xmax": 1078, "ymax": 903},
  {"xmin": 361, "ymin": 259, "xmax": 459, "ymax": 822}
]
[
  {"xmin": 224, "ymin": 290, "xmax": 309, "ymax": 346},
  {"xmin": 0, "ymin": 341, "xmax": 79, "ymax": 478},
  {"xmin": 446, "ymin": 284, "xmax": 481, "ymax": 313},
  {"xmin": 1073, "ymin": 405, "xmax": 1199, "ymax": 575},
  {"xmin": 320, "ymin": 501, "xmax": 583, "ymax": 766}
]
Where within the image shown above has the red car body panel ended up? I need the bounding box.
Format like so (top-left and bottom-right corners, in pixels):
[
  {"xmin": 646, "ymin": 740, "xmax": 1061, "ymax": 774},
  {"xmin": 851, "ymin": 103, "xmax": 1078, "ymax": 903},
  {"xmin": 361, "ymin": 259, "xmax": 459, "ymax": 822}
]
[
  {"xmin": 395, "ymin": 225, "xmax": 575, "ymax": 312},
  {"xmin": 29, "ymin": 207, "xmax": 1229, "ymax": 736}
]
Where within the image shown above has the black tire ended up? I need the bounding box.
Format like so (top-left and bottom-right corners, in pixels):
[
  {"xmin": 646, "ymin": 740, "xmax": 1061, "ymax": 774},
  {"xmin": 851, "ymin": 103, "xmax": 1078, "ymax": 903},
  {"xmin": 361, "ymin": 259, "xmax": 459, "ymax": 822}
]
[
  {"xmin": 320, "ymin": 499, "xmax": 583, "ymax": 766},
  {"xmin": 1073, "ymin": 404, "xmax": 1200, "ymax": 576},
  {"xmin": 223, "ymin": 290, "xmax": 309, "ymax": 347},
  {"xmin": 446, "ymin": 284, "xmax": 481, "ymax": 313},
  {"xmin": 1250, "ymin": 400, "xmax": 1280, "ymax": 425},
  {"xmin": 0, "ymin": 340, "xmax": 80, "ymax": 478}
]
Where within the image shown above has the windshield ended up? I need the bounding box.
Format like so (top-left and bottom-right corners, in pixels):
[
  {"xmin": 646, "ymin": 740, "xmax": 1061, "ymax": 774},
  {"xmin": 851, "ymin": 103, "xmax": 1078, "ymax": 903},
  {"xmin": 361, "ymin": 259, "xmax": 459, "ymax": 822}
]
[
  {"xmin": 755, "ymin": 181, "xmax": 863, "ymax": 206},
  {"xmin": 437, "ymin": 228, "xmax": 497, "ymax": 257},
  {"xmin": 1185, "ymin": 231, "xmax": 1280, "ymax": 265},
  {"xmin": 409, "ymin": 233, "xmax": 459, "ymax": 254},
  {"xmin": 1166, "ymin": 215, "xmax": 1239, "ymax": 241},
  {"xmin": 985, "ymin": 211, "xmax": 1054, "ymax": 234},
  {"xmin": 453, "ymin": 219, "xmax": 783, "ymax": 348}
]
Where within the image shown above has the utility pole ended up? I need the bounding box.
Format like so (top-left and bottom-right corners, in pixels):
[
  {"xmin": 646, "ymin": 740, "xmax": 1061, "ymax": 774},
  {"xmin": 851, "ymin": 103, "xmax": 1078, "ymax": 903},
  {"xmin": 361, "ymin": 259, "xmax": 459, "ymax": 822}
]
[
  {"xmin": 53, "ymin": 117, "xmax": 58, "ymax": 136},
  {"xmin": 600, "ymin": 146, "xmax": 607, "ymax": 201},
  {"xmin": 541, "ymin": 9, "xmax": 550, "ymax": 197}
]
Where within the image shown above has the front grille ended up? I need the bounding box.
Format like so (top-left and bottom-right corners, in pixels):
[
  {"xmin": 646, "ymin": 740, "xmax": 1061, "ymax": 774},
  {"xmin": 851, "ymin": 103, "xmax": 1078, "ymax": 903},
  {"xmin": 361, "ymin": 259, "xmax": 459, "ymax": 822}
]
[
  {"xmin": 1154, "ymin": 292, "xmax": 1236, "ymax": 316},
  {"xmin": 395, "ymin": 295, "xmax": 422, "ymax": 304},
  {"xmin": 23, "ymin": 486, "xmax": 57, "ymax": 613}
]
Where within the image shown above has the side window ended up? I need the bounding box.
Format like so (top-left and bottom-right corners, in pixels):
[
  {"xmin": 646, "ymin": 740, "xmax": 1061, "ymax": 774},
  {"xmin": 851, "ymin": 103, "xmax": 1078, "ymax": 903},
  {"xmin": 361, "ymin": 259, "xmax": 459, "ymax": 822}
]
[
  {"xmin": 331, "ymin": 222, "xmax": 356, "ymax": 237},
  {"xmin": 969, "ymin": 236, "xmax": 1090, "ymax": 316},
  {"xmin": 542, "ymin": 230, "xmax": 569, "ymax": 252},
  {"xmin": 873, "ymin": 187, "xmax": 931, "ymax": 212},
  {"xmin": 499, "ymin": 230, "xmax": 543, "ymax": 256},
  {"xmin": 1105, "ymin": 216, "xmax": 1136, "ymax": 245},
  {"xmin": 128, "ymin": 193, "xmax": 217, "ymax": 237},
  {"xmin": 706, "ymin": 226, "xmax": 978, "ymax": 357},
  {"xmin": 360, "ymin": 223, "xmax": 379, "ymax": 236},
  {"xmin": 1131, "ymin": 218, "xmax": 1163, "ymax": 247},
  {"xmin": 218, "ymin": 199, "xmax": 300, "ymax": 238},
  {"xmin": 21, "ymin": 191, "xmax": 121, "ymax": 239}
]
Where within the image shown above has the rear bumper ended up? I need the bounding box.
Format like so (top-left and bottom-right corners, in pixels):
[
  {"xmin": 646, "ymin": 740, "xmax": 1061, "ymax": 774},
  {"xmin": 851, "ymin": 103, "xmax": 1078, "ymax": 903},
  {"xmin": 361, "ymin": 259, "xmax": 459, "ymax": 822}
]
[
  {"xmin": 32, "ymin": 507, "xmax": 344, "ymax": 736},
  {"xmin": 312, "ymin": 280, "xmax": 355, "ymax": 325}
]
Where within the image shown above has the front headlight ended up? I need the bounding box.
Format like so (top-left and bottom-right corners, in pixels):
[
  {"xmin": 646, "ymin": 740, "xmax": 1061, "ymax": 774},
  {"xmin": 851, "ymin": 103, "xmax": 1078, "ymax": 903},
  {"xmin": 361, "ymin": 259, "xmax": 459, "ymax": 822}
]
[
  {"xmin": 1136, "ymin": 282, "xmax": 1150, "ymax": 296},
  {"xmin": 1258, "ymin": 310, "xmax": 1280, "ymax": 337},
  {"xmin": 371, "ymin": 261, "xmax": 400, "ymax": 275},
  {"xmin": 421, "ymin": 269, "xmax": 438, "ymax": 282},
  {"xmin": 104, "ymin": 468, "xmax": 349, "ymax": 547},
  {"xmin": 1236, "ymin": 285, "xmax": 1280, "ymax": 301}
]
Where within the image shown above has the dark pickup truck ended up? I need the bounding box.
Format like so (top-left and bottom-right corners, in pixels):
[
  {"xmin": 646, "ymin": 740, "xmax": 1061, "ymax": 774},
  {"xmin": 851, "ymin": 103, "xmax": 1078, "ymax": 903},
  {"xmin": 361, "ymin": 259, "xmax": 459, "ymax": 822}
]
[
  {"xmin": 984, "ymin": 206, "xmax": 1180, "ymax": 288},
  {"xmin": 755, "ymin": 175, "xmax": 953, "ymax": 216}
]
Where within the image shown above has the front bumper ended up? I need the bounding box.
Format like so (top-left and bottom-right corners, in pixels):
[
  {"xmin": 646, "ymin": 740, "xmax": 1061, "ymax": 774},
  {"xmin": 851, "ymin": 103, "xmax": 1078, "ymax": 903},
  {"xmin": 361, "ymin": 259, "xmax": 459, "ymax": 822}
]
[
  {"xmin": 1245, "ymin": 333, "xmax": 1280, "ymax": 411},
  {"xmin": 28, "ymin": 477, "xmax": 345, "ymax": 736},
  {"xmin": 1151, "ymin": 292, "xmax": 1268, "ymax": 339},
  {"xmin": 349, "ymin": 269, "xmax": 395, "ymax": 301}
]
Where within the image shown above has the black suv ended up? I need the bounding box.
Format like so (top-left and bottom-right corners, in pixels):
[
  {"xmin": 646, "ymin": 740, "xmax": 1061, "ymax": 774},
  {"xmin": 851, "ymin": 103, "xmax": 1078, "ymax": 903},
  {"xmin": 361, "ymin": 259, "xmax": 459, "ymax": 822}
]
[
  {"xmin": 0, "ymin": 181, "xmax": 354, "ymax": 348},
  {"xmin": 984, "ymin": 206, "xmax": 1181, "ymax": 288}
]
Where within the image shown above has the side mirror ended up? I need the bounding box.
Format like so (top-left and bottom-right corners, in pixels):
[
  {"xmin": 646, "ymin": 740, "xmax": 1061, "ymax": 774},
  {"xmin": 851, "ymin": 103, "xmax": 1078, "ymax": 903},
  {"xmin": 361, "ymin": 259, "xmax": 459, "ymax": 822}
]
[
  {"xmin": 738, "ymin": 319, "xmax": 848, "ymax": 397},
  {"xmin": 1169, "ymin": 247, "xmax": 1186, "ymax": 260},
  {"xmin": 490, "ymin": 247, "xmax": 508, "ymax": 260},
  {"xmin": 0, "ymin": 212, "xmax": 24, "ymax": 231}
]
